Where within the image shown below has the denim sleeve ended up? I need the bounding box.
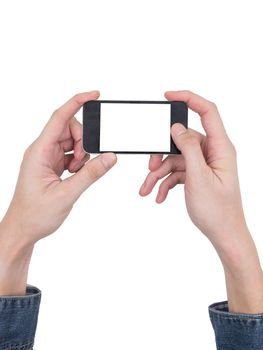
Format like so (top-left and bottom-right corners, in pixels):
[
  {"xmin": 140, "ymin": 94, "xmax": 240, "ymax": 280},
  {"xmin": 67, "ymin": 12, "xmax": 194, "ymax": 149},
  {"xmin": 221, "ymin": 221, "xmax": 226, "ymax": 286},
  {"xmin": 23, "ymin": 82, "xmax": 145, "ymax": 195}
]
[
  {"xmin": 0, "ymin": 285, "xmax": 41, "ymax": 350},
  {"xmin": 209, "ymin": 301, "xmax": 263, "ymax": 350}
]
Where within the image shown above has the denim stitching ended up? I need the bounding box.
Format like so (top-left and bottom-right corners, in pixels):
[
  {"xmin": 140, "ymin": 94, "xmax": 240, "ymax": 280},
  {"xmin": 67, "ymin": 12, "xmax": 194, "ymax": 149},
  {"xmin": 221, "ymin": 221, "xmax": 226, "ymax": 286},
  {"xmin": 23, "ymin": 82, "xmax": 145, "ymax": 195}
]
[
  {"xmin": 211, "ymin": 314, "xmax": 263, "ymax": 321},
  {"xmin": 0, "ymin": 286, "xmax": 41, "ymax": 301},
  {"xmin": 3, "ymin": 340, "xmax": 34, "ymax": 350},
  {"xmin": 209, "ymin": 301, "xmax": 263, "ymax": 319},
  {"xmin": 0, "ymin": 286, "xmax": 41, "ymax": 350}
]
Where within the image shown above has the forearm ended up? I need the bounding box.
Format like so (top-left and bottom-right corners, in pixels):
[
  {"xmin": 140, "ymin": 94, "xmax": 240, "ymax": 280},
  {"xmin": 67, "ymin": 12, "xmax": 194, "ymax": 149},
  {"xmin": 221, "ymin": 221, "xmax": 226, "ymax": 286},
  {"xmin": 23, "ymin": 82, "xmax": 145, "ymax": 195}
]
[
  {"xmin": 213, "ymin": 224, "xmax": 263, "ymax": 314},
  {"xmin": 0, "ymin": 219, "xmax": 33, "ymax": 296}
]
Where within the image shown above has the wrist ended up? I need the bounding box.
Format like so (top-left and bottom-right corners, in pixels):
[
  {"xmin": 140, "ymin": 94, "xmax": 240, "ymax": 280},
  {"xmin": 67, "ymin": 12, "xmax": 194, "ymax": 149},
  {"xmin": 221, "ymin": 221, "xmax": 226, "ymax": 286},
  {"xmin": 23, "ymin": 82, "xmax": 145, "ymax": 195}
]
[
  {"xmin": 210, "ymin": 224, "xmax": 263, "ymax": 313},
  {"xmin": 209, "ymin": 223, "xmax": 257, "ymax": 269},
  {"xmin": 0, "ymin": 219, "xmax": 34, "ymax": 295}
]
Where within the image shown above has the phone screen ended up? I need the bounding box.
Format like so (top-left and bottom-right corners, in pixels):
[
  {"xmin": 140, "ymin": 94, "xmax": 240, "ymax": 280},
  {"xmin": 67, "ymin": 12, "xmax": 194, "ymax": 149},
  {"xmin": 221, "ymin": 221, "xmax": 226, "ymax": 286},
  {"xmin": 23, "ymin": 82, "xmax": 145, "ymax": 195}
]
[{"xmin": 100, "ymin": 103, "xmax": 171, "ymax": 152}]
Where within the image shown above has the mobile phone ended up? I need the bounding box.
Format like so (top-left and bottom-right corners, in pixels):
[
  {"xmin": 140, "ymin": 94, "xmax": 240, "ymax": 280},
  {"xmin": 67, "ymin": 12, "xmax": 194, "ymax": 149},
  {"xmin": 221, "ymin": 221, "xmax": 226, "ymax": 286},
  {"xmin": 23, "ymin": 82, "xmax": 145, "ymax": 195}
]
[{"xmin": 82, "ymin": 100, "xmax": 188, "ymax": 154}]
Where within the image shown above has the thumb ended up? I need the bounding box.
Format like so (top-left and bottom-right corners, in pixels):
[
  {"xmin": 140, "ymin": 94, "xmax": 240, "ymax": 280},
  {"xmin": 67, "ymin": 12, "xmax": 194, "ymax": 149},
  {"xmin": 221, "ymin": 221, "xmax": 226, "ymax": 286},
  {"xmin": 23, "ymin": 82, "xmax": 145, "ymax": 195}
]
[
  {"xmin": 62, "ymin": 153, "xmax": 117, "ymax": 202},
  {"xmin": 171, "ymin": 123, "xmax": 207, "ymax": 175}
]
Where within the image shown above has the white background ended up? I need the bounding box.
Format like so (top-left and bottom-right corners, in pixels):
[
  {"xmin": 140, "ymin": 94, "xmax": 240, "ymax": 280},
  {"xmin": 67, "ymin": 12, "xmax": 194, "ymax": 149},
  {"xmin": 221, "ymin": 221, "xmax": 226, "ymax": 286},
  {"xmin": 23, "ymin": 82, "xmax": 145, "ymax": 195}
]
[
  {"xmin": 0, "ymin": 1, "xmax": 263, "ymax": 349},
  {"xmin": 100, "ymin": 103, "xmax": 171, "ymax": 152}
]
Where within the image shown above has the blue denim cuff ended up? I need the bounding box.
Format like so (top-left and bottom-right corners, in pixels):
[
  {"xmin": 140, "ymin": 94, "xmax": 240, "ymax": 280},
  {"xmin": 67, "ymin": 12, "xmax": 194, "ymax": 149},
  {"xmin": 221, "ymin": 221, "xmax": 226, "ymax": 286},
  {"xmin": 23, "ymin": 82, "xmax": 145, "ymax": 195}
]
[
  {"xmin": 0, "ymin": 285, "xmax": 41, "ymax": 350},
  {"xmin": 209, "ymin": 301, "xmax": 263, "ymax": 350}
]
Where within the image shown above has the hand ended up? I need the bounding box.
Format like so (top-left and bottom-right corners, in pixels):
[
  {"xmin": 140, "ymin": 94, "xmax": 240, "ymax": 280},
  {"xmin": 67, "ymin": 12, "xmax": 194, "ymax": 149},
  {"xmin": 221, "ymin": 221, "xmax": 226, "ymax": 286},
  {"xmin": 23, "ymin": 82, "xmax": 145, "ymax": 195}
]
[
  {"xmin": 140, "ymin": 91, "xmax": 263, "ymax": 313},
  {"xmin": 1, "ymin": 91, "xmax": 117, "ymax": 247},
  {"xmin": 0, "ymin": 91, "xmax": 117, "ymax": 295},
  {"xmin": 140, "ymin": 90, "xmax": 245, "ymax": 246}
]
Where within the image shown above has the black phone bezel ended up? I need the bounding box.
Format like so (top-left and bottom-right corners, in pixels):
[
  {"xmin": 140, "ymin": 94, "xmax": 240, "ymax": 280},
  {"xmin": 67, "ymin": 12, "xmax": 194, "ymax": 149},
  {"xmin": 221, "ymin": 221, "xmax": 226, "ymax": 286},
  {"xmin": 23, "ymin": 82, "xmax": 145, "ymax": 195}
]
[{"xmin": 83, "ymin": 100, "xmax": 188, "ymax": 154}]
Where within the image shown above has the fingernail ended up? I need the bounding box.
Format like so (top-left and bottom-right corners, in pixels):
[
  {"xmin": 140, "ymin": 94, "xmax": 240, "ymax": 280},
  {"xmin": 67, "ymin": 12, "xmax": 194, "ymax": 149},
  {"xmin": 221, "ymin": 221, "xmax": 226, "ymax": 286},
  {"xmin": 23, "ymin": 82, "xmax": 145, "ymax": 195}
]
[
  {"xmin": 139, "ymin": 183, "xmax": 146, "ymax": 194},
  {"xmin": 156, "ymin": 193, "xmax": 162, "ymax": 204},
  {"xmin": 172, "ymin": 123, "xmax": 187, "ymax": 137},
  {"xmin": 89, "ymin": 90, "xmax": 100, "ymax": 96},
  {"xmin": 100, "ymin": 153, "xmax": 117, "ymax": 169}
]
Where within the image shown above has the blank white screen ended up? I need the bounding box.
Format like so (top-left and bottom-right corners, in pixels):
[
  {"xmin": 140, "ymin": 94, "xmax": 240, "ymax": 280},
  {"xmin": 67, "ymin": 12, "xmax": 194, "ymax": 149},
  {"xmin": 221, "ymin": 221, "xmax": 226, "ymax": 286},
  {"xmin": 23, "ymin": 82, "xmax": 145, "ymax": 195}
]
[{"xmin": 100, "ymin": 103, "xmax": 171, "ymax": 152}]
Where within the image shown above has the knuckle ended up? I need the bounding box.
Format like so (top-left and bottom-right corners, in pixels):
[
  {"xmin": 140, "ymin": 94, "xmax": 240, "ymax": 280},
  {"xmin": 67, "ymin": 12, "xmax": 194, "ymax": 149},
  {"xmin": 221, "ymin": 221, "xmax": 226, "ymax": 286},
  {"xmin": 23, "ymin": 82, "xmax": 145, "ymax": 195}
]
[
  {"xmin": 229, "ymin": 142, "xmax": 237, "ymax": 157},
  {"xmin": 209, "ymin": 101, "xmax": 218, "ymax": 112},
  {"xmin": 160, "ymin": 181, "xmax": 168, "ymax": 191},
  {"xmin": 85, "ymin": 164, "xmax": 102, "ymax": 180},
  {"xmin": 23, "ymin": 142, "xmax": 35, "ymax": 160},
  {"xmin": 182, "ymin": 134, "xmax": 200, "ymax": 148},
  {"xmin": 182, "ymin": 89, "xmax": 192, "ymax": 95},
  {"xmin": 72, "ymin": 116, "xmax": 81, "ymax": 127},
  {"xmin": 155, "ymin": 173, "xmax": 161, "ymax": 181},
  {"xmin": 181, "ymin": 90, "xmax": 193, "ymax": 100},
  {"xmin": 73, "ymin": 93, "xmax": 81, "ymax": 102},
  {"xmin": 73, "ymin": 93, "xmax": 80, "ymax": 100},
  {"xmin": 72, "ymin": 93, "xmax": 84, "ymax": 107},
  {"xmin": 147, "ymin": 173, "xmax": 159, "ymax": 187},
  {"xmin": 51, "ymin": 109, "xmax": 59, "ymax": 119}
]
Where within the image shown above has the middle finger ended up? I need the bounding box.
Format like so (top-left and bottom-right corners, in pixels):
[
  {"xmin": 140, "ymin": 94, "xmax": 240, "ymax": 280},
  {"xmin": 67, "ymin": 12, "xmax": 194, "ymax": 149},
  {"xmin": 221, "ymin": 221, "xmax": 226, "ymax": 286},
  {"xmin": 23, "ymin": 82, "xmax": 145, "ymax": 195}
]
[{"xmin": 139, "ymin": 155, "xmax": 185, "ymax": 196}]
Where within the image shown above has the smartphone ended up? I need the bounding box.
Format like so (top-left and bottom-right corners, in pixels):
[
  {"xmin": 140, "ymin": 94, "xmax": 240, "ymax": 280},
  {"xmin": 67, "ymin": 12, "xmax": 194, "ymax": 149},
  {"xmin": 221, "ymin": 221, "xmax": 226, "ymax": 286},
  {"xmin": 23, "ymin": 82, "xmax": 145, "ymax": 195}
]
[{"xmin": 82, "ymin": 100, "xmax": 188, "ymax": 154}]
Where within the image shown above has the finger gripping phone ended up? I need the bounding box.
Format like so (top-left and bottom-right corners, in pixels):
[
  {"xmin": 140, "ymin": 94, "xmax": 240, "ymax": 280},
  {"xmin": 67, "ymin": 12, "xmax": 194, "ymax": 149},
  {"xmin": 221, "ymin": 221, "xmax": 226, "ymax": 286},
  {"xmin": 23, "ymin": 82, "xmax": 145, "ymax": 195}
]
[{"xmin": 83, "ymin": 100, "xmax": 188, "ymax": 154}]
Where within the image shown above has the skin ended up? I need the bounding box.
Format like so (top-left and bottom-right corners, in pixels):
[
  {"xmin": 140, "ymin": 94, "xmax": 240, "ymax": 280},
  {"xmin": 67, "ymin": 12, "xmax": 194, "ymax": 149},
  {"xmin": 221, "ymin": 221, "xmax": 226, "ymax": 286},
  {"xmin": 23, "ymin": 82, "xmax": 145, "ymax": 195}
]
[
  {"xmin": 0, "ymin": 91, "xmax": 117, "ymax": 296},
  {"xmin": 0, "ymin": 90, "xmax": 263, "ymax": 314},
  {"xmin": 140, "ymin": 91, "xmax": 263, "ymax": 313}
]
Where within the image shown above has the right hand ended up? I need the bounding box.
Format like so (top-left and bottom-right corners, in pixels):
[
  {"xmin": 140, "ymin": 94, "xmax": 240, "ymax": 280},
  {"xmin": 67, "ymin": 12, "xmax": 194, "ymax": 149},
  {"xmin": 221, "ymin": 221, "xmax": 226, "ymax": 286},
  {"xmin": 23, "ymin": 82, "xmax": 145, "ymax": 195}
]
[
  {"xmin": 140, "ymin": 91, "xmax": 247, "ymax": 248},
  {"xmin": 140, "ymin": 91, "xmax": 263, "ymax": 314}
]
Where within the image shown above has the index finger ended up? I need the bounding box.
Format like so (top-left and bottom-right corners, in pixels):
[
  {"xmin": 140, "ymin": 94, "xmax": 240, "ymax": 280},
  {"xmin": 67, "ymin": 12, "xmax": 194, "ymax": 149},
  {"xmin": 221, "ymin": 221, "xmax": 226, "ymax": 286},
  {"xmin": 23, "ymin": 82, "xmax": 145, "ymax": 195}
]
[
  {"xmin": 165, "ymin": 90, "xmax": 227, "ymax": 140},
  {"xmin": 40, "ymin": 90, "xmax": 100, "ymax": 143},
  {"xmin": 148, "ymin": 154, "xmax": 163, "ymax": 171}
]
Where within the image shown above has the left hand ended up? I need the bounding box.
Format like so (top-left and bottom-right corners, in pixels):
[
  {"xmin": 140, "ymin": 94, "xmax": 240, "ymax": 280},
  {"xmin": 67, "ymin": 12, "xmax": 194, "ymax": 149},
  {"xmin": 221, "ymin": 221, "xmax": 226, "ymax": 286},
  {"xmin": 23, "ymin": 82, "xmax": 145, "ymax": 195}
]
[
  {"xmin": 1, "ymin": 91, "xmax": 117, "ymax": 247},
  {"xmin": 0, "ymin": 91, "xmax": 117, "ymax": 295}
]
